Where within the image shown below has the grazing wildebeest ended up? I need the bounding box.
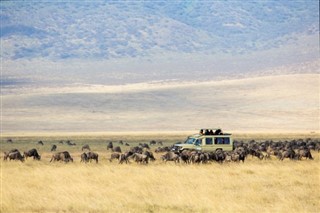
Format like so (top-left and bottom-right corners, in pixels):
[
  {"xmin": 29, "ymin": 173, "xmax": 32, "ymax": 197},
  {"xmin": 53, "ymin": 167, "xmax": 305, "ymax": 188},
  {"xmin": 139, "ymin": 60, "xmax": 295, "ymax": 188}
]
[
  {"xmin": 130, "ymin": 146, "xmax": 143, "ymax": 154},
  {"xmin": 87, "ymin": 152, "xmax": 99, "ymax": 163},
  {"xmin": 180, "ymin": 150, "xmax": 192, "ymax": 164},
  {"xmin": 249, "ymin": 149, "xmax": 264, "ymax": 160},
  {"xmin": 149, "ymin": 140, "xmax": 156, "ymax": 145},
  {"xmin": 7, "ymin": 139, "xmax": 13, "ymax": 143},
  {"xmin": 161, "ymin": 151, "xmax": 180, "ymax": 163},
  {"xmin": 50, "ymin": 151, "xmax": 73, "ymax": 163},
  {"xmin": 66, "ymin": 140, "xmax": 76, "ymax": 146},
  {"xmin": 189, "ymin": 151, "xmax": 201, "ymax": 164},
  {"xmin": 59, "ymin": 140, "xmax": 64, "ymax": 144},
  {"xmin": 155, "ymin": 146, "xmax": 171, "ymax": 153},
  {"xmin": 112, "ymin": 146, "xmax": 122, "ymax": 153},
  {"xmin": 80, "ymin": 153, "xmax": 88, "ymax": 163},
  {"xmin": 278, "ymin": 149, "xmax": 296, "ymax": 161},
  {"xmin": 234, "ymin": 148, "xmax": 246, "ymax": 163},
  {"xmin": 119, "ymin": 140, "xmax": 124, "ymax": 145},
  {"xmin": 125, "ymin": 143, "xmax": 130, "ymax": 146},
  {"xmin": 143, "ymin": 150, "xmax": 156, "ymax": 161},
  {"xmin": 107, "ymin": 142, "xmax": 113, "ymax": 150},
  {"xmin": 37, "ymin": 141, "xmax": 44, "ymax": 145},
  {"xmin": 51, "ymin": 145, "xmax": 57, "ymax": 152},
  {"xmin": 139, "ymin": 143, "xmax": 150, "ymax": 149},
  {"xmin": 297, "ymin": 149, "xmax": 313, "ymax": 160},
  {"xmin": 214, "ymin": 149, "xmax": 225, "ymax": 163},
  {"xmin": 81, "ymin": 144, "xmax": 90, "ymax": 151},
  {"xmin": 199, "ymin": 152, "xmax": 210, "ymax": 164},
  {"xmin": 24, "ymin": 149, "xmax": 41, "ymax": 160},
  {"xmin": 4, "ymin": 149, "xmax": 20, "ymax": 161},
  {"xmin": 129, "ymin": 153, "xmax": 149, "ymax": 164},
  {"xmin": 230, "ymin": 153, "xmax": 242, "ymax": 162},
  {"xmin": 109, "ymin": 153, "xmax": 121, "ymax": 162},
  {"xmin": 118, "ymin": 153, "xmax": 128, "ymax": 164},
  {"xmin": 189, "ymin": 151, "xmax": 209, "ymax": 164},
  {"xmin": 8, "ymin": 151, "xmax": 25, "ymax": 162},
  {"xmin": 62, "ymin": 151, "xmax": 73, "ymax": 162},
  {"xmin": 118, "ymin": 151, "xmax": 134, "ymax": 164}
]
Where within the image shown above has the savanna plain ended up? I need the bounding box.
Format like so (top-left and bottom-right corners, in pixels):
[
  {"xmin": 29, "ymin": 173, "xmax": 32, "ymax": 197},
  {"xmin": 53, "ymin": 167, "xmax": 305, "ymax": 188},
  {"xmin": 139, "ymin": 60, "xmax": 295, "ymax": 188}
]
[{"xmin": 1, "ymin": 133, "xmax": 319, "ymax": 213}]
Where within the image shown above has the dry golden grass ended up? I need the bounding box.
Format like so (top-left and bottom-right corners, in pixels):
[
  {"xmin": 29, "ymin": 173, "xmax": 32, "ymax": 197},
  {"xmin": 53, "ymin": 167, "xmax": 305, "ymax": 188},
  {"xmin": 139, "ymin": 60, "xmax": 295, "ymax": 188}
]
[{"xmin": 1, "ymin": 133, "xmax": 319, "ymax": 213}]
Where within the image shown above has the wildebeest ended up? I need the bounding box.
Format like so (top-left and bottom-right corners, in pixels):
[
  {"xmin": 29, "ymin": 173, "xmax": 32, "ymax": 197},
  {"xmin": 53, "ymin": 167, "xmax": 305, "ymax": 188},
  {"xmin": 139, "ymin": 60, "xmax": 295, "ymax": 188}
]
[
  {"xmin": 125, "ymin": 143, "xmax": 130, "ymax": 146},
  {"xmin": 143, "ymin": 150, "xmax": 156, "ymax": 161},
  {"xmin": 189, "ymin": 151, "xmax": 201, "ymax": 164},
  {"xmin": 4, "ymin": 149, "xmax": 22, "ymax": 161},
  {"xmin": 188, "ymin": 151, "xmax": 210, "ymax": 164},
  {"xmin": 107, "ymin": 142, "xmax": 113, "ymax": 150},
  {"xmin": 7, "ymin": 139, "xmax": 13, "ymax": 143},
  {"xmin": 157, "ymin": 141, "xmax": 163, "ymax": 146},
  {"xmin": 129, "ymin": 153, "xmax": 149, "ymax": 164},
  {"xmin": 130, "ymin": 146, "xmax": 143, "ymax": 154},
  {"xmin": 278, "ymin": 149, "xmax": 296, "ymax": 161},
  {"xmin": 118, "ymin": 151, "xmax": 134, "ymax": 164},
  {"xmin": 155, "ymin": 146, "xmax": 171, "ymax": 153},
  {"xmin": 249, "ymin": 149, "xmax": 264, "ymax": 160},
  {"xmin": 112, "ymin": 146, "xmax": 122, "ymax": 153},
  {"xmin": 66, "ymin": 140, "xmax": 76, "ymax": 146},
  {"xmin": 50, "ymin": 151, "xmax": 73, "ymax": 163},
  {"xmin": 37, "ymin": 141, "xmax": 44, "ymax": 145},
  {"xmin": 51, "ymin": 145, "xmax": 57, "ymax": 152},
  {"xmin": 149, "ymin": 140, "xmax": 157, "ymax": 145},
  {"xmin": 87, "ymin": 152, "xmax": 99, "ymax": 163},
  {"xmin": 139, "ymin": 143, "xmax": 150, "ymax": 149},
  {"xmin": 161, "ymin": 151, "xmax": 180, "ymax": 163},
  {"xmin": 8, "ymin": 152, "xmax": 24, "ymax": 162},
  {"xmin": 24, "ymin": 149, "xmax": 41, "ymax": 160},
  {"xmin": 119, "ymin": 140, "xmax": 124, "ymax": 145},
  {"xmin": 8, "ymin": 151, "xmax": 25, "ymax": 162},
  {"xmin": 109, "ymin": 153, "xmax": 121, "ymax": 162},
  {"xmin": 213, "ymin": 149, "xmax": 225, "ymax": 163},
  {"xmin": 80, "ymin": 153, "xmax": 88, "ymax": 163},
  {"xmin": 297, "ymin": 149, "xmax": 313, "ymax": 160},
  {"xmin": 234, "ymin": 148, "xmax": 246, "ymax": 163},
  {"xmin": 81, "ymin": 144, "xmax": 90, "ymax": 151},
  {"xmin": 180, "ymin": 150, "xmax": 192, "ymax": 164},
  {"xmin": 119, "ymin": 153, "xmax": 128, "ymax": 164}
]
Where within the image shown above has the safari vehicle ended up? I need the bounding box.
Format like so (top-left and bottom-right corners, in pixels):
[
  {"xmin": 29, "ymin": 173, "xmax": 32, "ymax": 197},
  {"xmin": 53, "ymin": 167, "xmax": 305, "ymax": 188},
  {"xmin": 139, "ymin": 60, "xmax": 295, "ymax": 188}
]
[{"xmin": 173, "ymin": 129, "xmax": 234, "ymax": 152}]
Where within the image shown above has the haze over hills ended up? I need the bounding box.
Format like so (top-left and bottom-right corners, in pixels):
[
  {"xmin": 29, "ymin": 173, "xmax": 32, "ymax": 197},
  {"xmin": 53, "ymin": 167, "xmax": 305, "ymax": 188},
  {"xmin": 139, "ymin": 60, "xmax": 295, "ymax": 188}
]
[
  {"xmin": 1, "ymin": 1, "xmax": 319, "ymax": 85},
  {"xmin": 1, "ymin": 1, "xmax": 319, "ymax": 133}
]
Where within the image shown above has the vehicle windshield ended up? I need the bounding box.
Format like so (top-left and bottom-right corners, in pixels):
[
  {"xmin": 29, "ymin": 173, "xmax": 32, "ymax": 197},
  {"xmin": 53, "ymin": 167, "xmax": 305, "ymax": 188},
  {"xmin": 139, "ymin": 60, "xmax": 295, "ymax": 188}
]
[{"xmin": 185, "ymin": 137, "xmax": 196, "ymax": 144}]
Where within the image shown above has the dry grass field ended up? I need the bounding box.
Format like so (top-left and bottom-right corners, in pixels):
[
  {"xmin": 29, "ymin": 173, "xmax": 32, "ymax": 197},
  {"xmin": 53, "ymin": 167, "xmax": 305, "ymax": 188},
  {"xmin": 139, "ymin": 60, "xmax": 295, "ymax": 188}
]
[{"xmin": 1, "ymin": 133, "xmax": 319, "ymax": 213}]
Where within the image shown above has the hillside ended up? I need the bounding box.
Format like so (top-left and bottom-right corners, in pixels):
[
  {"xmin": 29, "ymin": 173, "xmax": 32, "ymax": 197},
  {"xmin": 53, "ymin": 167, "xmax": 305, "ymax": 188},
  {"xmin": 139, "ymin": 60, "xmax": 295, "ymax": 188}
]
[{"xmin": 1, "ymin": 1, "xmax": 319, "ymax": 86}]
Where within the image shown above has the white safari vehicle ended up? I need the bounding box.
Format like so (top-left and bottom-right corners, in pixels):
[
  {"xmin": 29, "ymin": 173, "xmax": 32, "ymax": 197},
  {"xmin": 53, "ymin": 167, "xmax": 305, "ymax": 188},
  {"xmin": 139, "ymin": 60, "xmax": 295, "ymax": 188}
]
[{"xmin": 173, "ymin": 129, "xmax": 234, "ymax": 152}]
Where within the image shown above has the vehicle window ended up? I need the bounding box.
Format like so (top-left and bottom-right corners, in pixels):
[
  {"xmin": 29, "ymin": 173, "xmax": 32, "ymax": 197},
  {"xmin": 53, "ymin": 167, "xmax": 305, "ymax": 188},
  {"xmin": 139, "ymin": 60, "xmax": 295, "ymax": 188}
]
[
  {"xmin": 223, "ymin": 138, "xmax": 230, "ymax": 144},
  {"xmin": 215, "ymin": 138, "xmax": 222, "ymax": 144},
  {"xmin": 214, "ymin": 137, "xmax": 230, "ymax": 144},
  {"xmin": 195, "ymin": 139, "xmax": 202, "ymax": 146},
  {"xmin": 185, "ymin": 138, "xmax": 196, "ymax": 144},
  {"xmin": 205, "ymin": 138, "xmax": 213, "ymax": 145}
]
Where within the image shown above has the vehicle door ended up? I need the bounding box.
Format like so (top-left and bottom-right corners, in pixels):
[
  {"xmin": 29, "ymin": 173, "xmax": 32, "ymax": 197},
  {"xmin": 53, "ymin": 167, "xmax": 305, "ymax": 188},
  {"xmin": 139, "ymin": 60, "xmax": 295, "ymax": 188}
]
[
  {"xmin": 214, "ymin": 136, "xmax": 232, "ymax": 151},
  {"xmin": 194, "ymin": 138, "xmax": 203, "ymax": 151},
  {"xmin": 201, "ymin": 137, "xmax": 214, "ymax": 152}
]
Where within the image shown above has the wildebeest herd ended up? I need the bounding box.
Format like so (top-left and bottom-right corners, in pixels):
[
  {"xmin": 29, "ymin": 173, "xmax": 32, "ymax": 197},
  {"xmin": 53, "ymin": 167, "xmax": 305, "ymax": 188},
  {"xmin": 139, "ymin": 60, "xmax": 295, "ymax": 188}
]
[{"xmin": 3, "ymin": 138, "xmax": 319, "ymax": 164}]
